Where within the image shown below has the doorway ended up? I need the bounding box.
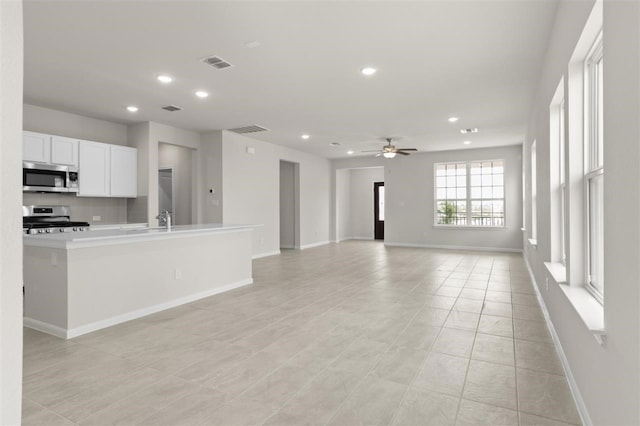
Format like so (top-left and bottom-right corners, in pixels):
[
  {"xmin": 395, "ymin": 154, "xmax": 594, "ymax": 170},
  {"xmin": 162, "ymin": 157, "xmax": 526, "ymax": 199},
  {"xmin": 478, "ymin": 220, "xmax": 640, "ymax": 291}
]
[
  {"xmin": 158, "ymin": 168, "xmax": 174, "ymax": 220},
  {"xmin": 280, "ymin": 161, "xmax": 300, "ymax": 249},
  {"xmin": 374, "ymin": 181, "xmax": 385, "ymax": 240}
]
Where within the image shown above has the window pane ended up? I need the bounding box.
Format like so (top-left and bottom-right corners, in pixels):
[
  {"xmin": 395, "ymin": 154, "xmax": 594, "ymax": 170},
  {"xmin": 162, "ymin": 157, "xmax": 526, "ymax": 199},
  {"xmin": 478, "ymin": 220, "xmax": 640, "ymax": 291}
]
[
  {"xmin": 437, "ymin": 176, "xmax": 446, "ymax": 188},
  {"xmin": 447, "ymin": 188, "xmax": 456, "ymax": 198},
  {"xmin": 437, "ymin": 188, "xmax": 446, "ymax": 199},
  {"xmin": 457, "ymin": 188, "xmax": 466, "ymax": 199},
  {"xmin": 482, "ymin": 187, "xmax": 492, "ymax": 198},
  {"xmin": 470, "ymin": 163, "xmax": 481, "ymax": 175},
  {"xmin": 481, "ymin": 174, "xmax": 492, "ymax": 186},
  {"xmin": 471, "ymin": 175, "xmax": 481, "ymax": 187},
  {"xmin": 378, "ymin": 185, "xmax": 385, "ymax": 221},
  {"xmin": 589, "ymin": 174, "xmax": 604, "ymax": 297},
  {"xmin": 436, "ymin": 164, "xmax": 446, "ymax": 176},
  {"xmin": 471, "ymin": 187, "xmax": 481, "ymax": 199}
]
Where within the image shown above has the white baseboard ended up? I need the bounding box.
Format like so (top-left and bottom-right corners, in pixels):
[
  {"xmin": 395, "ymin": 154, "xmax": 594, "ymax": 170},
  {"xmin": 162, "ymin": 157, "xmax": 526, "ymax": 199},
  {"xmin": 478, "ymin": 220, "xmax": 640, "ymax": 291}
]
[
  {"xmin": 300, "ymin": 240, "xmax": 331, "ymax": 250},
  {"xmin": 23, "ymin": 318, "xmax": 69, "ymax": 339},
  {"xmin": 24, "ymin": 278, "xmax": 253, "ymax": 339},
  {"xmin": 384, "ymin": 241, "xmax": 523, "ymax": 253},
  {"xmin": 252, "ymin": 250, "xmax": 281, "ymax": 259},
  {"xmin": 523, "ymin": 256, "xmax": 592, "ymax": 426}
]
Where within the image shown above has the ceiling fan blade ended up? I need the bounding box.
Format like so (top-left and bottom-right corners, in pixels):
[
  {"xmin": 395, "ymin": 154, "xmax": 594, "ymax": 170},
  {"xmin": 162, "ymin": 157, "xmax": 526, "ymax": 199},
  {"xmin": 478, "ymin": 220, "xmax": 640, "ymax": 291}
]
[
  {"xmin": 396, "ymin": 151, "xmax": 410, "ymax": 155},
  {"xmin": 398, "ymin": 148, "xmax": 417, "ymax": 151},
  {"xmin": 361, "ymin": 150, "xmax": 382, "ymax": 152},
  {"xmin": 375, "ymin": 153, "xmax": 382, "ymax": 157}
]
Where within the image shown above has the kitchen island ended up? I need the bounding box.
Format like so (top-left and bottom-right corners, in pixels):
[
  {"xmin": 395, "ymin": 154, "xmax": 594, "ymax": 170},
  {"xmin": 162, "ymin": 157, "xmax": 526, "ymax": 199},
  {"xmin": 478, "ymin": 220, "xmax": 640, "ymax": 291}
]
[{"xmin": 24, "ymin": 224, "xmax": 255, "ymax": 338}]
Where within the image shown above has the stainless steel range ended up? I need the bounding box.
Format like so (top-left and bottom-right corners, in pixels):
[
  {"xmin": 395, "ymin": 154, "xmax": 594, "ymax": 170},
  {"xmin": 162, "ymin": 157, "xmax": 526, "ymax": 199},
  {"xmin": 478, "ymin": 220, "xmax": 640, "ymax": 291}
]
[{"xmin": 23, "ymin": 205, "xmax": 90, "ymax": 235}]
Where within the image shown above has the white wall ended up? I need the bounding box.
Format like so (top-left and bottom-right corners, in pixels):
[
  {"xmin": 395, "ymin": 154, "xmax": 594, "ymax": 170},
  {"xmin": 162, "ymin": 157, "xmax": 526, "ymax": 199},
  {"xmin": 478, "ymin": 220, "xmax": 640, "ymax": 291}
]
[
  {"xmin": 349, "ymin": 168, "xmax": 384, "ymax": 239},
  {"xmin": 159, "ymin": 143, "xmax": 194, "ymax": 225},
  {"xmin": 522, "ymin": 1, "xmax": 639, "ymax": 424},
  {"xmin": 23, "ymin": 104, "xmax": 128, "ymax": 146},
  {"xmin": 335, "ymin": 169, "xmax": 351, "ymax": 241},
  {"xmin": 333, "ymin": 146, "xmax": 523, "ymax": 251},
  {"xmin": 221, "ymin": 131, "xmax": 331, "ymax": 257},
  {"xmin": 0, "ymin": 0, "xmax": 23, "ymax": 423},
  {"xmin": 198, "ymin": 131, "xmax": 223, "ymax": 224}
]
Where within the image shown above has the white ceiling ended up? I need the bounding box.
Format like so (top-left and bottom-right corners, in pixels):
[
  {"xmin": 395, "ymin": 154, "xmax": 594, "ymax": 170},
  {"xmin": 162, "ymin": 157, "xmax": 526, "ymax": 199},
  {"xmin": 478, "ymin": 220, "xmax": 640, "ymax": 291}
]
[{"xmin": 23, "ymin": 0, "xmax": 558, "ymax": 159}]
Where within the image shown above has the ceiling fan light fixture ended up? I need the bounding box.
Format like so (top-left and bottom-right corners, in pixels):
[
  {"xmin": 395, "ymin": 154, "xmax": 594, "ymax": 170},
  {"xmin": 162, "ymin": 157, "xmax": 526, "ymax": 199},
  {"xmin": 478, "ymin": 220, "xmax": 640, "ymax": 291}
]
[{"xmin": 383, "ymin": 152, "xmax": 396, "ymax": 159}]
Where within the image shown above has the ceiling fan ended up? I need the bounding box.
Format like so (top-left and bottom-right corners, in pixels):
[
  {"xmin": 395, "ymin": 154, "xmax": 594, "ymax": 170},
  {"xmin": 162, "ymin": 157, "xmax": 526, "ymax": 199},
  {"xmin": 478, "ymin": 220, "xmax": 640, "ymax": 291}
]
[{"xmin": 363, "ymin": 138, "xmax": 417, "ymax": 158}]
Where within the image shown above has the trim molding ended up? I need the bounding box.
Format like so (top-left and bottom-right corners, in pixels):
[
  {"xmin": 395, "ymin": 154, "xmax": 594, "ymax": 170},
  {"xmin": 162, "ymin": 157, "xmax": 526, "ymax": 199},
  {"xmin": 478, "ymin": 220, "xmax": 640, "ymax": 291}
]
[
  {"xmin": 252, "ymin": 250, "xmax": 280, "ymax": 259},
  {"xmin": 523, "ymin": 256, "xmax": 592, "ymax": 426},
  {"xmin": 24, "ymin": 278, "xmax": 253, "ymax": 339},
  {"xmin": 23, "ymin": 318, "xmax": 68, "ymax": 339},
  {"xmin": 384, "ymin": 241, "xmax": 523, "ymax": 253},
  {"xmin": 300, "ymin": 240, "xmax": 331, "ymax": 250}
]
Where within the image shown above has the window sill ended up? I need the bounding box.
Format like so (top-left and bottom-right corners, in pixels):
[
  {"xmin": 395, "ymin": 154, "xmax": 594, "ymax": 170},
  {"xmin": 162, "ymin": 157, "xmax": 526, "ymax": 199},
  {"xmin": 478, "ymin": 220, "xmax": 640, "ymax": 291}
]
[
  {"xmin": 527, "ymin": 238, "xmax": 537, "ymax": 248},
  {"xmin": 433, "ymin": 225, "xmax": 506, "ymax": 231},
  {"xmin": 544, "ymin": 262, "xmax": 606, "ymax": 345}
]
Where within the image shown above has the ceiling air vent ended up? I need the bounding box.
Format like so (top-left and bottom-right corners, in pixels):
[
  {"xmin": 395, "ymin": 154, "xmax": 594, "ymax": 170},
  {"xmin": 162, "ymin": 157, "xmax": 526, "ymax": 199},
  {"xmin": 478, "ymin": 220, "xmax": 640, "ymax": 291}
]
[
  {"xmin": 460, "ymin": 128, "xmax": 479, "ymax": 134},
  {"xmin": 202, "ymin": 55, "xmax": 233, "ymax": 69},
  {"xmin": 161, "ymin": 105, "xmax": 182, "ymax": 112},
  {"xmin": 229, "ymin": 125, "xmax": 269, "ymax": 134}
]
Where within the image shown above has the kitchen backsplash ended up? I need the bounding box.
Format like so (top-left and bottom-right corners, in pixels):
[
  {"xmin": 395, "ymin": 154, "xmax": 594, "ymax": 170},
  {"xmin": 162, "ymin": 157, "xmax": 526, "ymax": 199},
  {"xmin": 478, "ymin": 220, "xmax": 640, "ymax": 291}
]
[{"xmin": 22, "ymin": 193, "xmax": 128, "ymax": 224}]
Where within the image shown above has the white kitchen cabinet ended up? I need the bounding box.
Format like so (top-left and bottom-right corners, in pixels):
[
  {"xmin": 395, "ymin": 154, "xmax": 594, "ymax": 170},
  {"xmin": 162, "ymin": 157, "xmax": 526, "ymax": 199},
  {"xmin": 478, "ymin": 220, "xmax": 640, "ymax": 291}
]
[
  {"xmin": 78, "ymin": 140, "xmax": 110, "ymax": 197},
  {"xmin": 51, "ymin": 136, "xmax": 79, "ymax": 166},
  {"xmin": 23, "ymin": 131, "xmax": 51, "ymax": 163},
  {"xmin": 110, "ymin": 145, "xmax": 137, "ymax": 197}
]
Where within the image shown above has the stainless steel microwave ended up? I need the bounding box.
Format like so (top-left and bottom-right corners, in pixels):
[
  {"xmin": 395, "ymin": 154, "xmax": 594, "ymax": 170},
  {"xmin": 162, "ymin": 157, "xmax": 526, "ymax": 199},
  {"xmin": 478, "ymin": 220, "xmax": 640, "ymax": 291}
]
[{"xmin": 23, "ymin": 162, "xmax": 79, "ymax": 193}]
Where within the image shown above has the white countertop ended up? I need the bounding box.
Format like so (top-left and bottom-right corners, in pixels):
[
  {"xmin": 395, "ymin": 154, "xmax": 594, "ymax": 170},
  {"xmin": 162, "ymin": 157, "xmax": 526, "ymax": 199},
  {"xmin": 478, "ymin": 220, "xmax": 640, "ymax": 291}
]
[{"xmin": 24, "ymin": 223, "xmax": 257, "ymax": 249}]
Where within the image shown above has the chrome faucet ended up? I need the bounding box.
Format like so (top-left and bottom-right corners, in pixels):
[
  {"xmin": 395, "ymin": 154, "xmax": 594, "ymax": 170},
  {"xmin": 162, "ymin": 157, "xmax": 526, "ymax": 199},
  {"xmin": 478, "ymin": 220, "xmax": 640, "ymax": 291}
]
[{"xmin": 156, "ymin": 210, "xmax": 172, "ymax": 231}]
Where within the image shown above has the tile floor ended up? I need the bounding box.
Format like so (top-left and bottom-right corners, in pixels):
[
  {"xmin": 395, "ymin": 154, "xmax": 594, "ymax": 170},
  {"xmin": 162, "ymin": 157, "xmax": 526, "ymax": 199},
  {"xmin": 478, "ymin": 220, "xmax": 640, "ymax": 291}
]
[{"xmin": 22, "ymin": 241, "xmax": 582, "ymax": 425}]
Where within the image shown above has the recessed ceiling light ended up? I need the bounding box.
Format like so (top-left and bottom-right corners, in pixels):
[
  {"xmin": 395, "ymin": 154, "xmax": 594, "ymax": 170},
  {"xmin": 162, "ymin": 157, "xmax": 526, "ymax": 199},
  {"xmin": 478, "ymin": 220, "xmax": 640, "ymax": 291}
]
[
  {"xmin": 347, "ymin": 150, "xmax": 354, "ymax": 155},
  {"xmin": 460, "ymin": 128, "xmax": 478, "ymax": 134},
  {"xmin": 463, "ymin": 141, "xmax": 471, "ymax": 145},
  {"xmin": 301, "ymin": 134, "xmax": 310, "ymax": 140},
  {"xmin": 195, "ymin": 90, "xmax": 209, "ymax": 98},
  {"xmin": 157, "ymin": 75, "xmax": 173, "ymax": 83},
  {"xmin": 126, "ymin": 106, "xmax": 138, "ymax": 113},
  {"xmin": 361, "ymin": 67, "xmax": 377, "ymax": 76},
  {"xmin": 448, "ymin": 117, "xmax": 459, "ymax": 123}
]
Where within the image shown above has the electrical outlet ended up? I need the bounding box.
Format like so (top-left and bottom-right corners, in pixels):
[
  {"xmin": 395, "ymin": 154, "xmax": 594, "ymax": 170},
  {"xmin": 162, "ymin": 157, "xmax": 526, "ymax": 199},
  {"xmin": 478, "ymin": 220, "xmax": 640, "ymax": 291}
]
[
  {"xmin": 174, "ymin": 269, "xmax": 182, "ymax": 280},
  {"xmin": 92, "ymin": 215, "xmax": 101, "ymax": 221}
]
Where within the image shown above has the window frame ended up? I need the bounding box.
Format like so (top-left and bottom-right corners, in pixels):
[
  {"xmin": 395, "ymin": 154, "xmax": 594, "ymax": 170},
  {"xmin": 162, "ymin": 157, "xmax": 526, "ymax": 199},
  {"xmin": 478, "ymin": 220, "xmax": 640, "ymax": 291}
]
[
  {"xmin": 584, "ymin": 32, "xmax": 604, "ymax": 303},
  {"xmin": 433, "ymin": 159, "xmax": 506, "ymax": 229}
]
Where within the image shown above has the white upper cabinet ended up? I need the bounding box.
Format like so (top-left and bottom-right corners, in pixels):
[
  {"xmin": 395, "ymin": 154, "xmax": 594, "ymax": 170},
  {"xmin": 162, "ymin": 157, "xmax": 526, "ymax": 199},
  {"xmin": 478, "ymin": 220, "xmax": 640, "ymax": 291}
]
[
  {"xmin": 110, "ymin": 146, "xmax": 137, "ymax": 198},
  {"xmin": 50, "ymin": 136, "xmax": 79, "ymax": 167},
  {"xmin": 78, "ymin": 140, "xmax": 111, "ymax": 197},
  {"xmin": 23, "ymin": 131, "xmax": 51, "ymax": 163}
]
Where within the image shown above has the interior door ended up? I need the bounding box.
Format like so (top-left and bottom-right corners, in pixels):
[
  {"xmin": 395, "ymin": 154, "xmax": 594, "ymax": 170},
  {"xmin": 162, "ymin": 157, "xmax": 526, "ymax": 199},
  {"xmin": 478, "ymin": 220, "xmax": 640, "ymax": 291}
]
[{"xmin": 374, "ymin": 182, "xmax": 385, "ymax": 240}]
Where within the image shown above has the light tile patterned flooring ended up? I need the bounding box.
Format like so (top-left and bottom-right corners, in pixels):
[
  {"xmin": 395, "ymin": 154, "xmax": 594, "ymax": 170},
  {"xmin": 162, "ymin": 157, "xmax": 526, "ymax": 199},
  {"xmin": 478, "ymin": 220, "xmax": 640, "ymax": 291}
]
[{"xmin": 22, "ymin": 241, "xmax": 581, "ymax": 425}]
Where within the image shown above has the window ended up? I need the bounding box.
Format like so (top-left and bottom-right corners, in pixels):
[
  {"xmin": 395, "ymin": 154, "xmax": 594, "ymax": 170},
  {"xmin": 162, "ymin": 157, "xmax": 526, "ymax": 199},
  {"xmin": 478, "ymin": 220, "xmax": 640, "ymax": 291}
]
[
  {"xmin": 531, "ymin": 141, "xmax": 537, "ymax": 241},
  {"xmin": 550, "ymin": 79, "xmax": 567, "ymax": 265},
  {"xmin": 435, "ymin": 160, "xmax": 505, "ymax": 227},
  {"xmin": 585, "ymin": 33, "xmax": 604, "ymax": 301}
]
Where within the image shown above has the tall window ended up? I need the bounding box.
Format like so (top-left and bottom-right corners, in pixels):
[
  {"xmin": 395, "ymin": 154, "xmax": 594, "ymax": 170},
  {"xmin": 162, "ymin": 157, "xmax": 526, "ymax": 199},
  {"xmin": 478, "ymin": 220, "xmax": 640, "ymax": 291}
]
[
  {"xmin": 559, "ymin": 100, "xmax": 566, "ymax": 264},
  {"xmin": 531, "ymin": 141, "xmax": 537, "ymax": 241},
  {"xmin": 550, "ymin": 80, "xmax": 567, "ymax": 265},
  {"xmin": 435, "ymin": 160, "xmax": 505, "ymax": 227},
  {"xmin": 585, "ymin": 33, "xmax": 604, "ymax": 300}
]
